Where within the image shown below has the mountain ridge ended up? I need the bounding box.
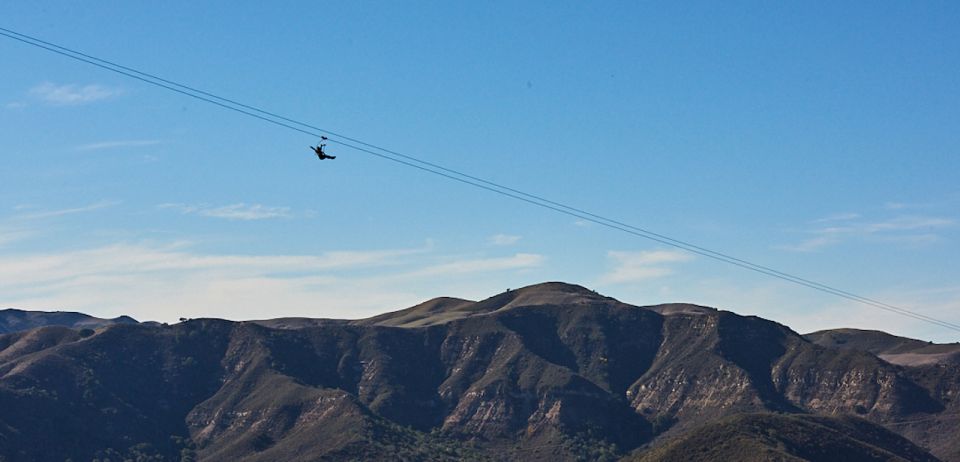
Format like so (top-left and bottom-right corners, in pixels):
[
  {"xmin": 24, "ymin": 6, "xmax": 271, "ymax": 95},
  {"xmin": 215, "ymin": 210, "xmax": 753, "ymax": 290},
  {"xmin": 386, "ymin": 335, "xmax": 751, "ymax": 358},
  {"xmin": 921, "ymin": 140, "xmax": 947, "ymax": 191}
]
[
  {"xmin": 0, "ymin": 307, "xmax": 138, "ymax": 334},
  {"xmin": 1, "ymin": 282, "xmax": 958, "ymax": 461}
]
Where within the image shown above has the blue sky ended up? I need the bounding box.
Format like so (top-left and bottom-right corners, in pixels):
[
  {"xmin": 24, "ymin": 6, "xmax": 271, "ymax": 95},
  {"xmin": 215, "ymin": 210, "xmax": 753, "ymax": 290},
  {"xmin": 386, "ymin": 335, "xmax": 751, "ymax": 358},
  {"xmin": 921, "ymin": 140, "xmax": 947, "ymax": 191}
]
[{"xmin": 1, "ymin": 2, "xmax": 958, "ymax": 342}]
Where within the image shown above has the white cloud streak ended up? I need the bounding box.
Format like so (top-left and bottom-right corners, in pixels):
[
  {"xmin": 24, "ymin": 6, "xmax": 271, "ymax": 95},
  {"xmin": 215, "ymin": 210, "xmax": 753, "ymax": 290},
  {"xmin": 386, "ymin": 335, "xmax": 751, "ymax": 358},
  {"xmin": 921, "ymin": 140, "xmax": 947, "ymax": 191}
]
[
  {"xmin": 404, "ymin": 253, "xmax": 544, "ymax": 278},
  {"xmin": 159, "ymin": 203, "xmax": 292, "ymax": 221},
  {"xmin": 783, "ymin": 214, "xmax": 957, "ymax": 252},
  {"xmin": 76, "ymin": 140, "xmax": 161, "ymax": 151},
  {"xmin": 30, "ymin": 82, "xmax": 123, "ymax": 105},
  {"xmin": 17, "ymin": 201, "xmax": 119, "ymax": 220},
  {"xmin": 0, "ymin": 243, "xmax": 419, "ymax": 288},
  {"xmin": 0, "ymin": 228, "xmax": 32, "ymax": 247},
  {"xmin": 489, "ymin": 234, "xmax": 522, "ymax": 246},
  {"xmin": 811, "ymin": 212, "xmax": 861, "ymax": 224},
  {"xmin": 598, "ymin": 249, "xmax": 693, "ymax": 284}
]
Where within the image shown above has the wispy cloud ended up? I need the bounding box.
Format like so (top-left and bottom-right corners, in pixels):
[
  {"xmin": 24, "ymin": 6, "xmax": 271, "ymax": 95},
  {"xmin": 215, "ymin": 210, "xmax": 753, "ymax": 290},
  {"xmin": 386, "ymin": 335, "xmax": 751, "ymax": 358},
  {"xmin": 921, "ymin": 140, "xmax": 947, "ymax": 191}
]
[
  {"xmin": 860, "ymin": 216, "xmax": 955, "ymax": 232},
  {"xmin": 780, "ymin": 235, "xmax": 838, "ymax": 252},
  {"xmin": 883, "ymin": 201, "xmax": 936, "ymax": 211},
  {"xmin": 76, "ymin": 140, "xmax": 161, "ymax": 151},
  {"xmin": 598, "ymin": 249, "xmax": 693, "ymax": 284},
  {"xmin": 0, "ymin": 243, "xmax": 417, "ymax": 285},
  {"xmin": 811, "ymin": 212, "xmax": 861, "ymax": 224},
  {"xmin": 489, "ymin": 234, "xmax": 522, "ymax": 246},
  {"xmin": 0, "ymin": 228, "xmax": 32, "ymax": 247},
  {"xmin": 782, "ymin": 213, "xmax": 957, "ymax": 252},
  {"xmin": 406, "ymin": 253, "xmax": 544, "ymax": 278},
  {"xmin": 0, "ymin": 241, "xmax": 541, "ymax": 322},
  {"xmin": 159, "ymin": 203, "xmax": 292, "ymax": 221},
  {"xmin": 0, "ymin": 201, "xmax": 117, "ymax": 249},
  {"xmin": 30, "ymin": 82, "xmax": 124, "ymax": 105},
  {"xmin": 18, "ymin": 200, "xmax": 119, "ymax": 220},
  {"xmin": 0, "ymin": 242, "xmax": 419, "ymax": 320}
]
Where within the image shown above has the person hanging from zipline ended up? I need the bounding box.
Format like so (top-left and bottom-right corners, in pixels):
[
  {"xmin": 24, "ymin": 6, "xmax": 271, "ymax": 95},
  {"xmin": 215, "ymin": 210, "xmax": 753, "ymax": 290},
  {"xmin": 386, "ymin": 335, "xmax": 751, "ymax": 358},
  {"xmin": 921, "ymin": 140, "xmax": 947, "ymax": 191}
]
[{"xmin": 310, "ymin": 136, "xmax": 335, "ymax": 160}]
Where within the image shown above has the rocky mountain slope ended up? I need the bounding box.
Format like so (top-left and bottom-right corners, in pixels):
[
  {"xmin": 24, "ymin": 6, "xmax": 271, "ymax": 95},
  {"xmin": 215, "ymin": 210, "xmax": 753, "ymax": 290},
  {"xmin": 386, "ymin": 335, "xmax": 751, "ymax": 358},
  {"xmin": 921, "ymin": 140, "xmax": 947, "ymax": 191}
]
[{"xmin": 1, "ymin": 282, "xmax": 957, "ymax": 461}]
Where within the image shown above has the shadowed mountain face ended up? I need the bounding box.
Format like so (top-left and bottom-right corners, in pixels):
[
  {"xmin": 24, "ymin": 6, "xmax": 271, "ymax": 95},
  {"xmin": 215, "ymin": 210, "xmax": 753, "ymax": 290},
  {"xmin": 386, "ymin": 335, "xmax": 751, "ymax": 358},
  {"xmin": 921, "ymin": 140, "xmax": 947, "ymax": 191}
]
[
  {"xmin": 0, "ymin": 282, "xmax": 957, "ymax": 461},
  {"xmin": 0, "ymin": 308, "xmax": 138, "ymax": 334}
]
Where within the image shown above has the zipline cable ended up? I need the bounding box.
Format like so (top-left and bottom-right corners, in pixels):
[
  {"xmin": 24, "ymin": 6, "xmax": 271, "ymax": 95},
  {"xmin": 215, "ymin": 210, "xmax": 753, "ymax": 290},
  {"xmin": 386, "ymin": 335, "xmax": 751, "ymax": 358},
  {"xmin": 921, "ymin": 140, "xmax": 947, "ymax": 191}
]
[{"xmin": 3, "ymin": 26, "xmax": 958, "ymax": 334}]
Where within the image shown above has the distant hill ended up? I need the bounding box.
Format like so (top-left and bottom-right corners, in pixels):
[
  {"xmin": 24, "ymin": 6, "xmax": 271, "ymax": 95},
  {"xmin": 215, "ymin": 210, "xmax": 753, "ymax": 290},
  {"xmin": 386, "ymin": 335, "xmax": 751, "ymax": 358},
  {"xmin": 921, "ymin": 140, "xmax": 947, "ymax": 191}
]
[
  {"xmin": 0, "ymin": 308, "xmax": 138, "ymax": 334},
  {"xmin": 1, "ymin": 282, "xmax": 957, "ymax": 461},
  {"xmin": 806, "ymin": 328, "xmax": 960, "ymax": 366}
]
